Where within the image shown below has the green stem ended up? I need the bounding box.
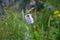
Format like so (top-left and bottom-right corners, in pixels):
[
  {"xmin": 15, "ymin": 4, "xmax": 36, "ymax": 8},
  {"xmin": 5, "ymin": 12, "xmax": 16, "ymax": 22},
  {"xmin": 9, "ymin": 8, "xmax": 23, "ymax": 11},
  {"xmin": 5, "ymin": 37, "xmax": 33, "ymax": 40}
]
[{"xmin": 46, "ymin": 16, "xmax": 51, "ymax": 40}]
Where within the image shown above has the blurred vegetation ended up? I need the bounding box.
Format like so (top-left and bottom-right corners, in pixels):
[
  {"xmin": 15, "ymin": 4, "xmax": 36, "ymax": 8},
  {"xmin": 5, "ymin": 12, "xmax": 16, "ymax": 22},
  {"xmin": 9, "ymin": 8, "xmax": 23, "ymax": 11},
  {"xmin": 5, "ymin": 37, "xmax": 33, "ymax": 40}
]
[{"xmin": 0, "ymin": 0, "xmax": 60, "ymax": 40}]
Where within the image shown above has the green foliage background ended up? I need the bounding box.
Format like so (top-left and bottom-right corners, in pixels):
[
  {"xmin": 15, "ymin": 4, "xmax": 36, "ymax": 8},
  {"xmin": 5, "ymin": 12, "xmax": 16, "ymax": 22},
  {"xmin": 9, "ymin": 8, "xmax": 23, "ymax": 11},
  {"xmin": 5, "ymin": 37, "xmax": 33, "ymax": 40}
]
[{"xmin": 0, "ymin": 0, "xmax": 60, "ymax": 40}]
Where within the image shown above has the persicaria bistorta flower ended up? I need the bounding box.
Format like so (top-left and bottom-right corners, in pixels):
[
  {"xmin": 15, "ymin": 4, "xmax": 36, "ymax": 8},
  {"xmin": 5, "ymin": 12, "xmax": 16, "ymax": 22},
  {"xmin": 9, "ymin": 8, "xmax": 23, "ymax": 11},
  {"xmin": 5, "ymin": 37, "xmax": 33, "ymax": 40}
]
[
  {"xmin": 30, "ymin": 0, "xmax": 36, "ymax": 6},
  {"xmin": 25, "ymin": 14, "xmax": 34, "ymax": 24},
  {"xmin": 47, "ymin": 5, "xmax": 52, "ymax": 10}
]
